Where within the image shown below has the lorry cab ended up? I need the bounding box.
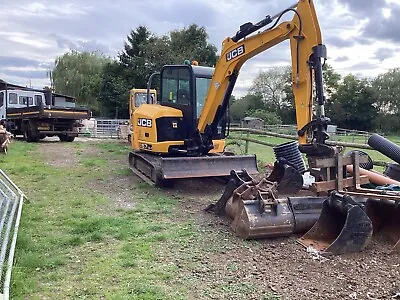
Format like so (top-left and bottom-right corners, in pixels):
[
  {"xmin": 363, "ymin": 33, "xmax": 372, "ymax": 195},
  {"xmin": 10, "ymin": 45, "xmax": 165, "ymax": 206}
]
[{"xmin": 0, "ymin": 89, "xmax": 45, "ymax": 120}]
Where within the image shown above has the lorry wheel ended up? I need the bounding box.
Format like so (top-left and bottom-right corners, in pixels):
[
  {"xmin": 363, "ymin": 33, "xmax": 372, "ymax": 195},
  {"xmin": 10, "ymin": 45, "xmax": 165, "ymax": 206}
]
[
  {"xmin": 58, "ymin": 135, "xmax": 66, "ymax": 142},
  {"xmin": 24, "ymin": 129, "xmax": 39, "ymax": 142},
  {"xmin": 65, "ymin": 136, "xmax": 75, "ymax": 142}
]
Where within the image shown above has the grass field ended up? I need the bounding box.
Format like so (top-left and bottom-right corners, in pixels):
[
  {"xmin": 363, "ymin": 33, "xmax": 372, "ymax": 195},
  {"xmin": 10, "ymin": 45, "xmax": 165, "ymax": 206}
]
[
  {"xmin": 1, "ymin": 139, "xmax": 282, "ymax": 299},
  {"xmin": 1, "ymin": 141, "xmax": 190, "ymax": 299}
]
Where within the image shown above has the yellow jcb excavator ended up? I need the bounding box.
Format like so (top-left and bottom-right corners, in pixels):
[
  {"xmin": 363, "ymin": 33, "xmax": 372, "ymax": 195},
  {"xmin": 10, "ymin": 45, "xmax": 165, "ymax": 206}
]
[{"xmin": 129, "ymin": 0, "xmax": 333, "ymax": 187}]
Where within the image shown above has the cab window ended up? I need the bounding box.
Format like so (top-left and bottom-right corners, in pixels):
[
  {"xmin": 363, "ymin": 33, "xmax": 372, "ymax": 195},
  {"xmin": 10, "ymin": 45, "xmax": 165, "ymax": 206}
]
[
  {"xmin": 9, "ymin": 93, "xmax": 17, "ymax": 104},
  {"xmin": 134, "ymin": 92, "xmax": 155, "ymax": 107},
  {"xmin": 19, "ymin": 96, "xmax": 33, "ymax": 106},
  {"xmin": 161, "ymin": 67, "xmax": 190, "ymax": 105},
  {"xmin": 195, "ymin": 77, "xmax": 212, "ymax": 118},
  {"xmin": 35, "ymin": 95, "xmax": 43, "ymax": 105},
  {"xmin": 0, "ymin": 92, "xmax": 3, "ymax": 107}
]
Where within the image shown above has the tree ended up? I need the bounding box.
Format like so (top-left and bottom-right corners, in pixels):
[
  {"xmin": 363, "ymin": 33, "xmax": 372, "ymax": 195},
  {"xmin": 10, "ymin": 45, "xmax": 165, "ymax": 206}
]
[
  {"xmin": 98, "ymin": 61, "xmax": 131, "ymax": 118},
  {"xmin": 119, "ymin": 26, "xmax": 158, "ymax": 89},
  {"xmin": 373, "ymin": 68, "xmax": 400, "ymax": 115},
  {"xmin": 372, "ymin": 68, "xmax": 400, "ymax": 133},
  {"xmin": 323, "ymin": 63, "xmax": 341, "ymax": 100},
  {"xmin": 329, "ymin": 74, "xmax": 377, "ymax": 131},
  {"xmin": 169, "ymin": 24, "xmax": 218, "ymax": 66},
  {"xmin": 230, "ymin": 94, "xmax": 265, "ymax": 121},
  {"xmin": 247, "ymin": 109, "xmax": 282, "ymax": 125},
  {"xmin": 249, "ymin": 66, "xmax": 291, "ymax": 113},
  {"xmin": 52, "ymin": 50, "xmax": 111, "ymax": 115}
]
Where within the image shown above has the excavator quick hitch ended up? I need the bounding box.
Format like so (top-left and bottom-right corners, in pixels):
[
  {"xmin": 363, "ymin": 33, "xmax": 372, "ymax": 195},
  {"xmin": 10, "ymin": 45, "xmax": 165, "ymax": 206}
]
[{"xmin": 298, "ymin": 191, "xmax": 373, "ymax": 255}]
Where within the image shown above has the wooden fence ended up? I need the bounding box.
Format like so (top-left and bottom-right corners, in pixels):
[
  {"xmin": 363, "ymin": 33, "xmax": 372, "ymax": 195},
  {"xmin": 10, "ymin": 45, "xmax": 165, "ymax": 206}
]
[{"xmin": 228, "ymin": 127, "xmax": 388, "ymax": 167}]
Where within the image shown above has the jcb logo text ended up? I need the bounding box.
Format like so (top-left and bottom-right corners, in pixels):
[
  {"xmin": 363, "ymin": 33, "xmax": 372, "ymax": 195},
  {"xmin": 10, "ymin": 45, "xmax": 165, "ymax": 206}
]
[
  {"xmin": 226, "ymin": 45, "xmax": 245, "ymax": 62},
  {"xmin": 138, "ymin": 118, "xmax": 152, "ymax": 127}
]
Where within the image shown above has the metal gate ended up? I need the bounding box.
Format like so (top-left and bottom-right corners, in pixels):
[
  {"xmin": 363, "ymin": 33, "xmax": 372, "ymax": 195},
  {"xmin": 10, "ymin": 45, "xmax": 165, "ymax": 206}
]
[{"xmin": 0, "ymin": 170, "xmax": 25, "ymax": 300}]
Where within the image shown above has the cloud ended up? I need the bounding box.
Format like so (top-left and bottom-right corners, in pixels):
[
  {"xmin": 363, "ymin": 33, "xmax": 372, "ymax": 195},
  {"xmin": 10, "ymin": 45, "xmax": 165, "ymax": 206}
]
[
  {"xmin": 335, "ymin": 56, "xmax": 350, "ymax": 62},
  {"xmin": 336, "ymin": 0, "xmax": 386, "ymax": 15},
  {"xmin": 1, "ymin": 69, "xmax": 48, "ymax": 79},
  {"xmin": 340, "ymin": 61, "xmax": 380, "ymax": 72},
  {"xmin": 374, "ymin": 48, "xmax": 398, "ymax": 61},
  {"xmin": 362, "ymin": 5, "xmax": 400, "ymax": 44},
  {"xmin": 0, "ymin": 56, "xmax": 42, "ymax": 68},
  {"xmin": 325, "ymin": 36, "xmax": 355, "ymax": 48}
]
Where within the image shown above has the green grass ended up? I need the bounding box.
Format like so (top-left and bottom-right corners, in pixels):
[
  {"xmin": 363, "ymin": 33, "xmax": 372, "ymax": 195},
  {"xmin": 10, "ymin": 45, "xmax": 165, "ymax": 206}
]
[
  {"xmin": 1, "ymin": 140, "xmax": 188, "ymax": 299},
  {"xmin": 2, "ymin": 139, "xmax": 283, "ymax": 299}
]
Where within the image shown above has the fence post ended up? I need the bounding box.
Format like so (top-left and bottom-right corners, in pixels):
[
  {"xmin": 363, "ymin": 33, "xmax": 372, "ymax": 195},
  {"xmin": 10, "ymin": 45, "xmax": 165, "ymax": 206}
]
[{"xmin": 245, "ymin": 130, "xmax": 250, "ymax": 154}]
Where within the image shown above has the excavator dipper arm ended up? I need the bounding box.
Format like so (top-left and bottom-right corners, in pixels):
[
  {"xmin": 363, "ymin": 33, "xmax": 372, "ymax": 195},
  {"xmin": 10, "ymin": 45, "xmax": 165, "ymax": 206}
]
[{"xmin": 197, "ymin": 0, "xmax": 329, "ymax": 155}]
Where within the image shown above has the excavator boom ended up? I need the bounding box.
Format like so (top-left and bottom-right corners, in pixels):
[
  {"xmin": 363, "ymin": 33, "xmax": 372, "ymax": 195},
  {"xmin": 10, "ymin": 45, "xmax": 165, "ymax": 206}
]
[{"xmin": 197, "ymin": 0, "xmax": 328, "ymax": 153}]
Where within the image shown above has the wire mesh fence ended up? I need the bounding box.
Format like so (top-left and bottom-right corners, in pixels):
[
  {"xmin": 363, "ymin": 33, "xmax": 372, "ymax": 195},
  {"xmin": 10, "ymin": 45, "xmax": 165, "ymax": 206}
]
[{"xmin": 0, "ymin": 169, "xmax": 25, "ymax": 300}]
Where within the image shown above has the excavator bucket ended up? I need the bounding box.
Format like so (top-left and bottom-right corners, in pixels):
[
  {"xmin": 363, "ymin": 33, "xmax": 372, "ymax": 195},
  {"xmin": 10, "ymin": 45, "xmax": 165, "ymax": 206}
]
[
  {"xmin": 231, "ymin": 187, "xmax": 295, "ymax": 239},
  {"xmin": 229, "ymin": 191, "xmax": 326, "ymax": 239},
  {"xmin": 366, "ymin": 198, "xmax": 400, "ymax": 253},
  {"xmin": 266, "ymin": 158, "xmax": 303, "ymax": 194},
  {"xmin": 298, "ymin": 191, "xmax": 373, "ymax": 255}
]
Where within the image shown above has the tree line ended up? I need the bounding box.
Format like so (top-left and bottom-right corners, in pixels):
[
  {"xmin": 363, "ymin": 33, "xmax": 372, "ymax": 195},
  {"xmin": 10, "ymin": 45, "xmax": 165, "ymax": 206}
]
[
  {"xmin": 51, "ymin": 25, "xmax": 218, "ymax": 118},
  {"xmin": 231, "ymin": 65, "xmax": 400, "ymax": 134},
  {"xmin": 52, "ymin": 25, "xmax": 400, "ymax": 134}
]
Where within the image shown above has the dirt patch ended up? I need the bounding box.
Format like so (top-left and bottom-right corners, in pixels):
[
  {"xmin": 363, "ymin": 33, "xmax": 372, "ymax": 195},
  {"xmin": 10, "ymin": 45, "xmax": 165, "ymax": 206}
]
[
  {"xmin": 37, "ymin": 138, "xmax": 101, "ymax": 167},
  {"xmin": 38, "ymin": 142, "xmax": 80, "ymax": 167},
  {"xmin": 165, "ymin": 181, "xmax": 400, "ymax": 300}
]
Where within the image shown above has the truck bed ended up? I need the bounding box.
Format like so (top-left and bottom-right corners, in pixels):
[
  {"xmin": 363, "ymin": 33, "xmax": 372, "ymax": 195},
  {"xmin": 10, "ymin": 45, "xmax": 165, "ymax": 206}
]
[{"xmin": 6, "ymin": 105, "xmax": 90, "ymax": 120}]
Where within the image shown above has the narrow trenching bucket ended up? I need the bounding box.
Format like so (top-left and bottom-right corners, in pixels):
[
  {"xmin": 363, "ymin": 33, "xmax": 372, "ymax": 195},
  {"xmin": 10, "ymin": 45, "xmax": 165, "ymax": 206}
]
[
  {"xmin": 266, "ymin": 158, "xmax": 303, "ymax": 194},
  {"xmin": 298, "ymin": 191, "xmax": 373, "ymax": 255},
  {"xmin": 366, "ymin": 198, "xmax": 400, "ymax": 253}
]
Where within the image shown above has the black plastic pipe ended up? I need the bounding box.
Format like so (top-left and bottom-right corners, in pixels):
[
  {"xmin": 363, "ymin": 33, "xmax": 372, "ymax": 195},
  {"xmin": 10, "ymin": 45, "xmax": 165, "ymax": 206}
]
[
  {"xmin": 273, "ymin": 141, "xmax": 306, "ymax": 173},
  {"xmin": 368, "ymin": 134, "xmax": 400, "ymax": 165}
]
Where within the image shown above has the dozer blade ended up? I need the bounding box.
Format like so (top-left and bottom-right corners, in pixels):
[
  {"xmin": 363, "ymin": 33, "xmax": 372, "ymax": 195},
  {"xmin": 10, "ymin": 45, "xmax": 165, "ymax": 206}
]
[
  {"xmin": 298, "ymin": 191, "xmax": 373, "ymax": 255},
  {"xmin": 266, "ymin": 158, "xmax": 303, "ymax": 194},
  {"xmin": 161, "ymin": 154, "xmax": 258, "ymax": 179},
  {"xmin": 366, "ymin": 198, "xmax": 400, "ymax": 253},
  {"xmin": 129, "ymin": 151, "xmax": 258, "ymax": 187}
]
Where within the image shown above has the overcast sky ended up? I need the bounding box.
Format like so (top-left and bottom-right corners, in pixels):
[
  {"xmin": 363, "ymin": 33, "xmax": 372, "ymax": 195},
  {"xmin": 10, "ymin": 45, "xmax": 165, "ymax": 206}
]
[{"xmin": 1, "ymin": 0, "xmax": 400, "ymax": 97}]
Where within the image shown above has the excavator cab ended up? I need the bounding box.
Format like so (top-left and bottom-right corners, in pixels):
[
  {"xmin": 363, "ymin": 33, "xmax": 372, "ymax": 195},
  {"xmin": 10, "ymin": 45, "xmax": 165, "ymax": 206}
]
[{"xmin": 159, "ymin": 64, "xmax": 227, "ymax": 145}]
